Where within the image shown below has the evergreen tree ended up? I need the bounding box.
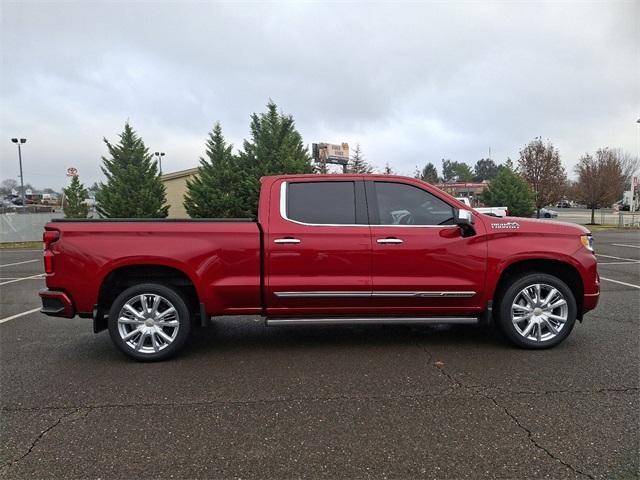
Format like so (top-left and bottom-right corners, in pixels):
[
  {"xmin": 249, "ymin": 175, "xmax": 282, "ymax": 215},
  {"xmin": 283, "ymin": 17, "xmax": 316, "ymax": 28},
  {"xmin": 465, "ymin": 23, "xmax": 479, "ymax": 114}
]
[
  {"xmin": 237, "ymin": 101, "xmax": 314, "ymax": 216},
  {"xmin": 442, "ymin": 159, "xmax": 473, "ymax": 182},
  {"xmin": 347, "ymin": 144, "xmax": 373, "ymax": 173},
  {"xmin": 500, "ymin": 157, "xmax": 516, "ymax": 173},
  {"xmin": 383, "ymin": 163, "xmax": 395, "ymax": 175},
  {"xmin": 62, "ymin": 175, "xmax": 89, "ymax": 218},
  {"xmin": 184, "ymin": 123, "xmax": 245, "ymax": 218},
  {"xmin": 481, "ymin": 167, "xmax": 535, "ymax": 217},
  {"xmin": 473, "ymin": 158, "xmax": 499, "ymax": 181},
  {"xmin": 96, "ymin": 123, "xmax": 169, "ymax": 218},
  {"xmin": 417, "ymin": 162, "xmax": 439, "ymax": 184}
]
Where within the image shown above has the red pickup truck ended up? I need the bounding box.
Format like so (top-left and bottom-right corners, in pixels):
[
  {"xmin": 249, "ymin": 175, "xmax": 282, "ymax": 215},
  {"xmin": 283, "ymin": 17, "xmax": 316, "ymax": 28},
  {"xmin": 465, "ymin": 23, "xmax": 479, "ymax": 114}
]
[{"xmin": 40, "ymin": 174, "xmax": 599, "ymax": 360}]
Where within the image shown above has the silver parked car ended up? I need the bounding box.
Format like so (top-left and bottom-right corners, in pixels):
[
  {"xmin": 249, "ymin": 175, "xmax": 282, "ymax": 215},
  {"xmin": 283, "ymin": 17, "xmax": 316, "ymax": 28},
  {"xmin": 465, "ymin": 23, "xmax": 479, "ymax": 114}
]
[{"xmin": 539, "ymin": 208, "xmax": 558, "ymax": 218}]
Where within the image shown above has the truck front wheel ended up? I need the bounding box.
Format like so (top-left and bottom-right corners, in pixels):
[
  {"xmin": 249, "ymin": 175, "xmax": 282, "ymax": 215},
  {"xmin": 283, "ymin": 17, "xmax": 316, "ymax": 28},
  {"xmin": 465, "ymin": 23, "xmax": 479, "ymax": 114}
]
[
  {"xmin": 107, "ymin": 283, "xmax": 192, "ymax": 361},
  {"xmin": 497, "ymin": 273, "xmax": 577, "ymax": 349}
]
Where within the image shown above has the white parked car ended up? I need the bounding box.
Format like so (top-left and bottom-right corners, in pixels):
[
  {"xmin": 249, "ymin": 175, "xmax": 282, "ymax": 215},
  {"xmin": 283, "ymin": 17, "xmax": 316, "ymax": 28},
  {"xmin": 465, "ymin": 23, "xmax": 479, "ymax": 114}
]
[{"xmin": 456, "ymin": 197, "xmax": 508, "ymax": 217}]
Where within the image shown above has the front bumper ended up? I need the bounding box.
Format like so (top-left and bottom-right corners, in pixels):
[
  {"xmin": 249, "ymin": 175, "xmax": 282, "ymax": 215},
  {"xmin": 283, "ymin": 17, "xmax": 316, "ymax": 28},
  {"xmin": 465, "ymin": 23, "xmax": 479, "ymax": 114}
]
[
  {"xmin": 583, "ymin": 273, "xmax": 600, "ymax": 313},
  {"xmin": 39, "ymin": 289, "xmax": 75, "ymax": 318}
]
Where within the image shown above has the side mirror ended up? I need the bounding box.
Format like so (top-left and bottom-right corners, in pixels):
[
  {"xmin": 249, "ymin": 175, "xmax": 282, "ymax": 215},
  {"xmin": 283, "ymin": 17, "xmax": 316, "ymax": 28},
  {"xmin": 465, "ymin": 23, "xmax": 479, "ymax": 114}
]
[{"xmin": 455, "ymin": 209, "xmax": 476, "ymax": 236}]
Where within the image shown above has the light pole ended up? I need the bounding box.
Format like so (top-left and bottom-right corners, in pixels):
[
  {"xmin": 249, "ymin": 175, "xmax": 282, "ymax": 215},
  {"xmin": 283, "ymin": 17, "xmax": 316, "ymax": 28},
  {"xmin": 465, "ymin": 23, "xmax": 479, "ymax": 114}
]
[
  {"xmin": 634, "ymin": 118, "xmax": 640, "ymax": 211},
  {"xmin": 11, "ymin": 138, "xmax": 27, "ymax": 207},
  {"xmin": 154, "ymin": 152, "xmax": 165, "ymax": 175}
]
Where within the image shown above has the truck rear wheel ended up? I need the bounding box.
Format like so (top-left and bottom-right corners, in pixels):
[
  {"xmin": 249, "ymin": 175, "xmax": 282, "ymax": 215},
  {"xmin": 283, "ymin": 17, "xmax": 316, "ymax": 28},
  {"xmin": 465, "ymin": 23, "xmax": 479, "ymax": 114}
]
[
  {"xmin": 107, "ymin": 283, "xmax": 192, "ymax": 361},
  {"xmin": 497, "ymin": 273, "xmax": 577, "ymax": 349}
]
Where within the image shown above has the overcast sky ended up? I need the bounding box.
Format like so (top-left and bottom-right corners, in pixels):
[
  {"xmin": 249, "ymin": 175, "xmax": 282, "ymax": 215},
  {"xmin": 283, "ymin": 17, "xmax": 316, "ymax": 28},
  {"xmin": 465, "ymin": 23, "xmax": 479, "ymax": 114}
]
[{"xmin": 1, "ymin": 0, "xmax": 638, "ymax": 190}]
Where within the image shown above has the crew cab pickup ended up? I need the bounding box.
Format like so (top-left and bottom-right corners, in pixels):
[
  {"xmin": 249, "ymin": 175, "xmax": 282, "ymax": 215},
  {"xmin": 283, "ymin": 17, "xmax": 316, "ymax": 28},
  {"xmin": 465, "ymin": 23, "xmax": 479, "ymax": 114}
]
[{"xmin": 40, "ymin": 174, "xmax": 599, "ymax": 360}]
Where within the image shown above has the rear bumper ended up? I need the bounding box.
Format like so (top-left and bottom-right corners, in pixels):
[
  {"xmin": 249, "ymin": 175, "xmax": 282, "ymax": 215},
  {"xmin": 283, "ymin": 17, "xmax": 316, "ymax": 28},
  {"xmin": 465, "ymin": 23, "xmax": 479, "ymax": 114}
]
[{"xmin": 39, "ymin": 289, "xmax": 75, "ymax": 318}]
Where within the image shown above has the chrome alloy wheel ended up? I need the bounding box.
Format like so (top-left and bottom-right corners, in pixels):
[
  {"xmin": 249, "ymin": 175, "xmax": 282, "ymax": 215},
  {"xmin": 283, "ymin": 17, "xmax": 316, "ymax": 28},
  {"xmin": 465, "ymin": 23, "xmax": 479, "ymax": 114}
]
[
  {"xmin": 117, "ymin": 294, "xmax": 180, "ymax": 354},
  {"xmin": 511, "ymin": 283, "xmax": 568, "ymax": 343}
]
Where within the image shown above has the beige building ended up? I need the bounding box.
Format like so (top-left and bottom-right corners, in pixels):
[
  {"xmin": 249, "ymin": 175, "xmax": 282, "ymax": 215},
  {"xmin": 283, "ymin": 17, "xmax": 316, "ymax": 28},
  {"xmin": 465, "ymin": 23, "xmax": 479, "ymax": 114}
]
[{"xmin": 160, "ymin": 168, "xmax": 198, "ymax": 218}]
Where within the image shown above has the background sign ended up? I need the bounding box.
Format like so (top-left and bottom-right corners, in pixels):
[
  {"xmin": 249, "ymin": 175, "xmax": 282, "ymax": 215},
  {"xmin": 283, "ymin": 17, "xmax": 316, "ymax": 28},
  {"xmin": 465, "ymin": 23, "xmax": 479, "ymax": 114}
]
[
  {"xmin": 313, "ymin": 142, "xmax": 350, "ymax": 165},
  {"xmin": 66, "ymin": 167, "xmax": 78, "ymax": 177}
]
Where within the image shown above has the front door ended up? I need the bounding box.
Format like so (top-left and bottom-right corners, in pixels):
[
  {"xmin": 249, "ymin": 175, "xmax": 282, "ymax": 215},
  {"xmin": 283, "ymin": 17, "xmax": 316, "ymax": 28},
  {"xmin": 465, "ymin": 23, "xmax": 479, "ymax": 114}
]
[
  {"xmin": 265, "ymin": 179, "xmax": 372, "ymax": 316},
  {"xmin": 367, "ymin": 180, "xmax": 487, "ymax": 316}
]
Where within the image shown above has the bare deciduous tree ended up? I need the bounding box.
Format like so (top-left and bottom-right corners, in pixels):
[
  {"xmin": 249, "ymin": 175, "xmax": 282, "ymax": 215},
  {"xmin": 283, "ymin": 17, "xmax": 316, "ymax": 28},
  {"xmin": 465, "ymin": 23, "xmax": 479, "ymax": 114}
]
[
  {"xmin": 574, "ymin": 148, "xmax": 626, "ymax": 224},
  {"xmin": 614, "ymin": 148, "xmax": 639, "ymax": 191},
  {"xmin": 0, "ymin": 179, "xmax": 19, "ymax": 195},
  {"xmin": 518, "ymin": 138, "xmax": 567, "ymax": 217}
]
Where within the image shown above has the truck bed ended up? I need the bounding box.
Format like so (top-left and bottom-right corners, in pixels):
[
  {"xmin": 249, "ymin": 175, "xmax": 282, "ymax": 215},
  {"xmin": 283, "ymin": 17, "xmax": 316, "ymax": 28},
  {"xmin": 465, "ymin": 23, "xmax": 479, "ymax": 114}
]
[{"xmin": 45, "ymin": 219, "xmax": 263, "ymax": 317}]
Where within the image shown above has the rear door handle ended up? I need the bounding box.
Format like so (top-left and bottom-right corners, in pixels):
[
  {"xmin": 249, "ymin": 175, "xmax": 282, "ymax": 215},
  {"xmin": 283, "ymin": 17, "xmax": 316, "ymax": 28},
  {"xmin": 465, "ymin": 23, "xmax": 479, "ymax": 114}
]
[
  {"xmin": 377, "ymin": 238, "xmax": 403, "ymax": 244},
  {"xmin": 274, "ymin": 238, "xmax": 301, "ymax": 244}
]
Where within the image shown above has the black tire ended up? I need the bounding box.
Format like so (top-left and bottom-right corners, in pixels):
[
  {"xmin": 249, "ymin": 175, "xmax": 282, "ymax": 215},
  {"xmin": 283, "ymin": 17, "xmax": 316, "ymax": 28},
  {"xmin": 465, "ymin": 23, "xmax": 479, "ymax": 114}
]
[
  {"xmin": 496, "ymin": 273, "xmax": 577, "ymax": 349},
  {"xmin": 108, "ymin": 283, "xmax": 192, "ymax": 361}
]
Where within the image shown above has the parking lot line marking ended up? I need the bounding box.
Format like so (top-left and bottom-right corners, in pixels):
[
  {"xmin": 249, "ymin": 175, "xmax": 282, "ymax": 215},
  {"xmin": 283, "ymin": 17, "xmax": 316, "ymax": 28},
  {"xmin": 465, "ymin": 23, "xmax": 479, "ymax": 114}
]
[
  {"xmin": 600, "ymin": 277, "xmax": 640, "ymax": 289},
  {"xmin": 0, "ymin": 277, "xmax": 45, "ymax": 280},
  {"xmin": 0, "ymin": 249, "xmax": 43, "ymax": 253},
  {"xmin": 0, "ymin": 274, "xmax": 45, "ymax": 286},
  {"xmin": 596, "ymin": 253, "xmax": 640, "ymax": 262},
  {"xmin": 598, "ymin": 261, "xmax": 640, "ymax": 265},
  {"xmin": 0, "ymin": 307, "xmax": 41, "ymax": 325},
  {"xmin": 0, "ymin": 259, "xmax": 40, "ymax": 268},
  {"xmin": 612, "ymin": 244, "xmax": 640, "ymax": 249}
]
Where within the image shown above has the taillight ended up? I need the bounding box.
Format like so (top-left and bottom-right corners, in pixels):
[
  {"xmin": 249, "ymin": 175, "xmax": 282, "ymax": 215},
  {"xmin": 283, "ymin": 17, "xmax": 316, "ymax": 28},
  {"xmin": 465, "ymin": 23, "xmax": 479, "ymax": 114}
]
[
  {"xmin": 43, "ymin": 252, "xmax": 54, "ymax": 274},
  {"xmin": 43, "ymin": 230, "xmax": 60, "ymax": 248},
  {"xmin": 43, "ymin": 229, "xmax": 60, "ymax": 274}
]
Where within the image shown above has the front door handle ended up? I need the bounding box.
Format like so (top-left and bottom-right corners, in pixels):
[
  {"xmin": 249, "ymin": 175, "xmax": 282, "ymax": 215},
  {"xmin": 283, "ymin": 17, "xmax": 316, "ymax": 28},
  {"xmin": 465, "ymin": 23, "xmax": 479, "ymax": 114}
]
[
  {"xmin": 274, "ymin": 238, "xmax": 301, "ymax": 244},
  {"xmin": 377, "ymin": 238, "xmax": 403, "ymax": 244}
]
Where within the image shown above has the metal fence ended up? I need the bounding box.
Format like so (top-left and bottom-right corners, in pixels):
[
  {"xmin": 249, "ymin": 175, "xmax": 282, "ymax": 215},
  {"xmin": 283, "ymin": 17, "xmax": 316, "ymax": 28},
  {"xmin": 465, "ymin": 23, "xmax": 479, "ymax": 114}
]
[
  {"xmin": 618, "ymin": 212, "xmax": 640, "ymax": 227},
  {"xmin": 555, "ymin": 209, "xmax": 640, "ymax": 227},
  {"xmin": 0, "ymin": 212, "xmax": 65, "ymax": 243}
]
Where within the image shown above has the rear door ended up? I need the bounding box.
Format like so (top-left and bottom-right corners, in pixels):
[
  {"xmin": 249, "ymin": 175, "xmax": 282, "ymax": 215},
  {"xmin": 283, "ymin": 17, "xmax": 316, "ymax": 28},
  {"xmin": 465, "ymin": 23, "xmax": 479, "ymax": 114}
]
[
  {"xmin": 265, "ymin": 178, "xmax": 372, "ymax": 316},
  {"xmin": 367, "ymin": 180, "xmax": 486, "ymax": 315}
]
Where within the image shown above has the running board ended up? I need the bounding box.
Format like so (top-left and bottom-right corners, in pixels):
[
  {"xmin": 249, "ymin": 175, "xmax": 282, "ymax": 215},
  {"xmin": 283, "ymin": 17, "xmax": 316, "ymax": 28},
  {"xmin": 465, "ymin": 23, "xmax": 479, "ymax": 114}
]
[{"xmin": 265, "ymin": 317, "xmax": 478, "ymax": 326}]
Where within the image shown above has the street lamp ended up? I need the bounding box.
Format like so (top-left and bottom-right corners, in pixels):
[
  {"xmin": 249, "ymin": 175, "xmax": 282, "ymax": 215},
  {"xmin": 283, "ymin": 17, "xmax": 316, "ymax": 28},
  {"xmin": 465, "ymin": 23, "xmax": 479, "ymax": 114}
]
[
  {"xmin": 10, "ymin": 138, "xmax": 27, "ymax": 207},
  {"xmin": 154, "ymin": 152, "xmax": 165, "ymax": 175}
]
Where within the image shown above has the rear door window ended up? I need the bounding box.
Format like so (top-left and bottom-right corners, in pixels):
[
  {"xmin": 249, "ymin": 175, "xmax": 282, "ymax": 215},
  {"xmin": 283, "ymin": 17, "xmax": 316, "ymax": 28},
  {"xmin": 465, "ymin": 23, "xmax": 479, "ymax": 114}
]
[{"xmin": 287, "ymin": 182, "xmax": 357, "ymax": 225}]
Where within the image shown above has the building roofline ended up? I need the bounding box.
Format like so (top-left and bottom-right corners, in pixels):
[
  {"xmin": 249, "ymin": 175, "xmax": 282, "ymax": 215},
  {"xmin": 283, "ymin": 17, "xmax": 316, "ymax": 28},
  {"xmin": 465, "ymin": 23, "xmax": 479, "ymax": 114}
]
[{"xmin": 160, "ymin": 167, "xmax": 198, "ymax": 181}]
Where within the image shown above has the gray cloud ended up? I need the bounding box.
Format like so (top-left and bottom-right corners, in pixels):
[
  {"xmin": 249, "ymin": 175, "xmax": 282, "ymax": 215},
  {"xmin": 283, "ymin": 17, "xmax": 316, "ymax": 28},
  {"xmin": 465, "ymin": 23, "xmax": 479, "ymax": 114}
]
[{"xmin": 1, "ymin": 0, "xmax": 638, "ymax": 189}]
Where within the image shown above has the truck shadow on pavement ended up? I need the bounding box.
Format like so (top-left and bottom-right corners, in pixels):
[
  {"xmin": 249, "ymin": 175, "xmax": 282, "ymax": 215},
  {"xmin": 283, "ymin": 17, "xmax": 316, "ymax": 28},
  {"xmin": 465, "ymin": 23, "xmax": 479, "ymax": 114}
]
[{"xmin": 183, "ymin": 319, "xmax": 507, "ymax": 357}]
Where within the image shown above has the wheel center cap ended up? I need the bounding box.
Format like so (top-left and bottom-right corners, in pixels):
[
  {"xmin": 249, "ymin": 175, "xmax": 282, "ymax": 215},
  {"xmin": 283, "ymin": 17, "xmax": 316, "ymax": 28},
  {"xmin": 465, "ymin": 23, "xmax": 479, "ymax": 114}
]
[
  {"xmin": 533, "ymin": 307, "xmax": 543, "ymax": 316},
  {"xmin": 145, "ymin": 319, "xmax": 155, "ymax": 327}
]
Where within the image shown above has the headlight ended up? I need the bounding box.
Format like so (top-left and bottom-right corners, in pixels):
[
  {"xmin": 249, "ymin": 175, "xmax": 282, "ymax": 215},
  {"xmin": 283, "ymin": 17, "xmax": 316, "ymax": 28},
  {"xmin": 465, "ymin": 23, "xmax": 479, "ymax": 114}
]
[{"xmin": 580, "ymin": 234, "xmax": 594, "ymax": 252}]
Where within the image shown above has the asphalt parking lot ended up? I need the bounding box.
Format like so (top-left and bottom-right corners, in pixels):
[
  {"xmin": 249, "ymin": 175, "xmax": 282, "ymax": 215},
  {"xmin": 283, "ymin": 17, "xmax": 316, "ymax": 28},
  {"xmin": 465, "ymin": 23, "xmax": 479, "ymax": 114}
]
[{"xmin": 1, "ymin": 231, "xmax": 638, "ymax": 479}]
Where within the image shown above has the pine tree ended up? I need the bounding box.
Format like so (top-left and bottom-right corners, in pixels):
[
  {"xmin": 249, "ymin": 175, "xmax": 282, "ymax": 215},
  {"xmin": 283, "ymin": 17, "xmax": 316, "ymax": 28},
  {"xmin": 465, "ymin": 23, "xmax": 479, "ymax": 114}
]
[
  {"xmin": 96, "ymin": 123, "xmax": 169, "ymax": 218},
  {"xmin": 62, "ymin": 175, "xmax": 89, "ymax": 218},
  {"xmin": 383, "ymin": 163, "xmax": 395, "ymax": 175},
  {"xmin": 237, "ymin": 101, "xmax": 314, "ymax": 216},
  {"xmin": 442, "ymin": 159, "xmax": 473, "ymax": 182},
  {"xmin": 473, "ymin": 158, "xmax": 499, "ymax": 181},
  {"xmin": 417, "ymin": 162, "xmax": 439, "ymax": 184},
  {"xmin": 347, "ymin": 144, "xmax": 373, "ymax": 173},
  {"xmin": 184, "ymin": 123, "xmax": 245, "ymax": 218},
  {"xmin": 481, "ymin": 167, "xmax": 535, "ymax": 217}
]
